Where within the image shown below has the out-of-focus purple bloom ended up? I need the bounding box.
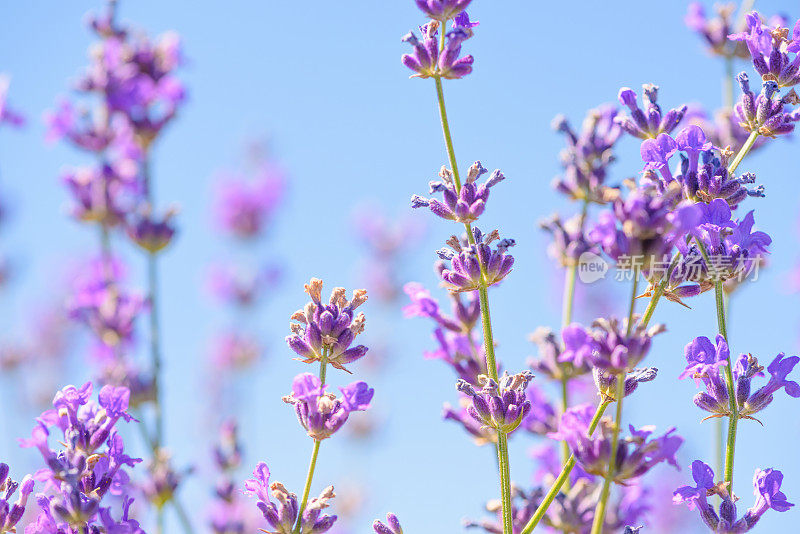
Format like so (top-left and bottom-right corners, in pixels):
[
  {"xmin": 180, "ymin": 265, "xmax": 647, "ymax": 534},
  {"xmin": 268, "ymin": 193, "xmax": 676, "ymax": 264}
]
[
  {"xmin": 411, "ymin": 162, "xmax": 505, "ymax": 223},
  {"xmin": 140, "ymin": 450, "xmax": 188, "ymax": 509},
  {"xmin": 556, "ymin": 405, "xmax": 682, "ymax": 482},
  {"xmin": 68, "ymin": 274, "xmax": 145, "ymax": 349},
  {"xmin": 425, "ymin": 328, "xmax": 486, "ymax": 384},
  {"xmin": 528, "ymin": 326, "xmax": 593, "ymax": 381},
  {"xmin": 414, "ymin": 0, "xmax": 471, "ymax": 21},
  {"xmin": 0, "ymin": 75, "xmax": 25, "ymax": 128},
  {"xmin": 552, "ymin": 105, "xmax": 622, "ymax": 204},
  {"xmin": 207, "ymin": 262, "xmax": 281, "ymax": 308},
  {"xmin": 730, "ymin": 12, "xmax": 800, "ymax": 88},
  {"xmin": 126, "ymin": 205, "xmax": 177, "ymax": 253},
  {"xmin": 585, "ymin": 316, "xmax": 665, "ymax": 374},
  {"xmin": 283, "ymin": 373, "xmax": 373, "ymax": 440},
  {"xmin": 687, "ymin": 106, "xmax": 769, "ymax": 154},
  {"xmin": 540, "ymin": 213, "xmax": 599, "ymax": 267},
  {"xmin": 286, "ymin": 279, "xmax": 369, "ymax": 373},
  {"xmin": 734, "ymin": 72, "xmax": 800, "ymax": 138},
  {"xmin": 373, "ymin": 513, "xmax": 403, "ymax": 534},
  {"xmin": 521, "ymin": 382, "xmax": 559, "ymax": 436},
  {"xmin": 403, "ymin": 282, "xmax": 480, "ymax": 333},
  {"xmin": 615, "ymin": 84, "xmax": 688, "ymax": 140},
  {"xmin": 62, "ymin": 164, "xmax": 139, "ymax": 227},
  {"xmin": 685, "ymin": 3, "xmax": 750, "ymax": 58},
  {"xmin": 213, "ymin": 167, "xmax": 285, "ymax": 239},
  {"xmin": 402, "ymin": 22, "xmax": 474, "ymax": 80},
  {"xmin": 456, "ymin": 371, "xmax": 534, "ymax": 434},
  {"xmin": 674, "ymin": 460, "xmax": 793, "ymax": 531},
  {"xmin": 244, "ymin": 462, "xmax": 337, "ymax": 534},
  {"xmin": 210, "ymin": 331, "xmax": 263, "ymax": 371},
  {"xmin": 436, "ymin": 228, "xmax": 515, "ymax": 292}
]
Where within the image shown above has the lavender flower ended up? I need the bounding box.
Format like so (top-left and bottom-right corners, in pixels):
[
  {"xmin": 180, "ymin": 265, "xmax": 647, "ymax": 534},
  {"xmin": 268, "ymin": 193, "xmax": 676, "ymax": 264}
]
[
  {"xmin": 286, "ymin": 279, "xmax": 369, "ymax": 373},
  {"xmin": 734, "ymin": 73, "xmax": 800, "ymax": 138},
  {"xmin": 414, "ymin": 0, "xmax": 472, "ymax": 21},
  {"xmin": 528, "ymin": 325, "xmax": 593, "ymax": 381},
  {"xmin": 436, "ymin": 228, "xmax": 515, "ymax": 292},
  {"xmin": 615, "ymin": 84, "xmax": 688, "ymax": 140},
  {"xmin": 592, "ymin": 367, "xmax": 659, "ymax": 401},
  {"xmin": 62, "ymin": 164, "xmax": 138, "ymax": 227},
  {"xmin": 213, "ymin": 167, "xmax": 285, "ymax": 239},
  {"xmin": 729, "ymin": 13, "xmax": 800, "ymax": 88},
  {"xmin": 210, "ymin": 331, "xmax": 263, "ymax": 370},
  {"xmin": 141, "ymin": 450, "xmax": 188, "ymax": 510},
  {"xmin": 555, "ymin": 405, "xmax": 682, "ymax": 482},
  {"xmin": 373, "ymin": 513, "xmax": 403, "ymax": 534},
  {"xmin": 0, "ymin": 464, "xmax": 34, "ymax": 533},
  {"xmin": 674, "ymin": 460, "xmax": 793, "ymax": 532},
  {"xmin": 282, "ymin": 373, "xmax": 374, "ymax": 440},
  {"xmin": 244, "ymin": 462, "xmax": 337, "ymax": 534},
  {"xmin": 682, "ymin": 334, "xmax": 800, "ymax": 421},
  {"xmin": 411, "ymin": 162, "xmax": 505, "ymax": 223},
  {"xmin": 402, "ymin": 22, "xmax": 474, "ymax": 80},
  {"xmin": 455, "ymin": 371, "xmax": 534, "ymax": 434},
  {"xmin": 540, "ymin": 213, "xmax": 599, "ymax": 267},
  {"xmin": 0, "ymin": 75, "xmax": 25, "ymax": 128},
  {"xmin": 685, "ymin": 3, "xmax": 751, "ymax": 59},
  {"xmin": 552, "ymin": 105, "xmax": 622, "ymax": 203},
  {"xmin": 126, "ymin": 205, "xmax": 178, "ymax": 253},
  {"xmin": 443, "ymin": 397, "xmax": 497, "ymax": 445},
  {"xmin": 586, "ymin": 317, "xmax": 666, "ymax": 374},
  {"xmin": 641, "ymin": 125, "xmax": 765, "ymax": 209},
  {"xmin": 677, "ymin": 198, "xmax": 771, "ymax": 286},
  {"xmin": 403, "ymin": 282, "xmax": 480, "ymax": 334}
]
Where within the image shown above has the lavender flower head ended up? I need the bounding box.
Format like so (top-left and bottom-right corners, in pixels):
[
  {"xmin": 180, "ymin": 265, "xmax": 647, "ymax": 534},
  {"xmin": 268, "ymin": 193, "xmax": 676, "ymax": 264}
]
[
  {"xmin": 0, "ymin": 75, "xmax": 25, "ymax": 128},
  {"xmin": 414, "ymin": 0, "xmax": 471, "ymax": 21},
  {"xmin": 528, "ymin": 324, "xmax": 593, "ymax": 382},
  {"xmin": 640, "ymin": 125, "xmax": 765, "ymax": 209},
  {"xmin": 729, "ymin": 12, "xmax": 800, "ymax": 88},
  {"xmin": 436, "ymin": 228, "xmax": 515, "ymax": 293},
  {"xmin": 552, "ymin": 105, "xmax": 622, "ymax": 203},
  {"xmin": 586, "ymin": 316, "xmax": 666, "ymax": 375},
  {"xmin": 443, "ymin": 397, "xmax": 497, "ymax": 445},
  {"xmin": 0, "ymin": 463, "xmax": 34, "ymax": 533},
  {"xmin": 244, "ymin": 462, "xmax": 336, "ymax": 534},
  {"xmin": 411, "ymin": 162, "xmax": 505, "ymax": 223},
  {"xmin": 126, "ymin": 205, "xmax": 178, "ymax": 254},
  {"xmin": 733, "ymin": 72, "xmax": 800, "ymax": 138},
  {"xmin": 282, "ymin": 373, "xmax": 374, "ymax": 440},
  {"xmin": 373, "ymin": 513, "xmax": 403, "ymax": 534},
  {"xmin": 455, "ymin": 371, "xmax": 534, "ymax": 434},
  {"xmin": 554, "ymin": 405, "xmax": 682, "ymax": 483},
  {"xmin": 540, "ymin": 213, "xmax": 599, "ymax": 267},
  {"xmin": 615, "ymin": 84, "xmax": 688, "ymax": 140},
  {"xmin": 685, "ymin": 3, "xmax": 751, "ymax": 59},
  {"xmin": 286, "ymin": 279, "xmax": 369, "ymax": 373},
  {"xmin": 674, "ymin": 460, "xmax": 793, "ymax": 532},
  {"xmin": 213, "ymin": 167, "xmax": 285, "ymax": 239},
  {"xmin": 402, "ymin": 21, "xmax": 474, "ymax": 80}
]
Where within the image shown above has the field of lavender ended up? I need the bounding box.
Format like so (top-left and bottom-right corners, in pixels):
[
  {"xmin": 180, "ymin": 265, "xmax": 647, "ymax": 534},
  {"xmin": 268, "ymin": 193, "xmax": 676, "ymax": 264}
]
[{"xmin": 1, "ymin": 1, "xmax": 800, "ymax": 533}]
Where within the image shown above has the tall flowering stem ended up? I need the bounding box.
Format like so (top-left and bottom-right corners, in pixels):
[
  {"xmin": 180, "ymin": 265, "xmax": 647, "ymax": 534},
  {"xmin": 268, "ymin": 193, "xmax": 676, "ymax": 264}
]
[
  {"xmin": 427, "ymin": 21, "xmax": 512, "ymax": 533},
  {"xmin": 589, "ymin": 274, "xmax": 638, "ymax": 534},
  {"xmin": 293, "ymin": 347, "xmax": 329, "ymax": 534},
  {"xmin": 727, "ymin": 131, "xmax": 759, "ymax": 174},
  {"xmin": 518, "ymin": 399, "xmax": 611, "ymax": 534}
]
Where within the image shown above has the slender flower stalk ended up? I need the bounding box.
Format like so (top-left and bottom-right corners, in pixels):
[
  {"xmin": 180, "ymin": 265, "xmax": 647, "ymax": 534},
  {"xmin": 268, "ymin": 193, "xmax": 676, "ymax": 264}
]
[
  {"xmin": 727, "ymin": 130, "xmax": 759, "ymax": 174},
  {"xmin": 293, "ymin": 348, "xmax": 329, "ymax": 534},
  {"xmin": 519, "ymin": 400, "xmax": 611, "ymax": 534},
  {"xmin": 589, "ymin": 274, "xmax": 639, "ymax": 534},
  {"xmin": 427, "ymin": 18, "xmax": 512, "ymax": 532}
]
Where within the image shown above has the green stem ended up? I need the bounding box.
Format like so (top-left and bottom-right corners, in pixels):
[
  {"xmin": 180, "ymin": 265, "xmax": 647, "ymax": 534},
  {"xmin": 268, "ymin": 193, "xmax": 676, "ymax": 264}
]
[
  {"xmin": 727, "ymin": 131, "xmax": 759, "ymax": 175},
  {"xmin": 714, "ymin": 281, "xmax": 738, "ymax": 488},
  {"xmin": 434, "ymin": 76, "xmax": 462, "ymax": 191},
  {"xmin": 293, "ymin": 352, "xmax": 328, "ymax": 534},
  {"xmin": 723, "ymin": 55, "xmax": 734, "ymax": 111},
  {"xmin": 519, "ymin": 400, "xmax": 611, "ymax": 534},
  {"xmin": 559, "ymin": 377, "xmax": 571, "ymax": 478},
  {"xmin": 590, "ymin": 373, "xmax": 625, "ymax": 534}
]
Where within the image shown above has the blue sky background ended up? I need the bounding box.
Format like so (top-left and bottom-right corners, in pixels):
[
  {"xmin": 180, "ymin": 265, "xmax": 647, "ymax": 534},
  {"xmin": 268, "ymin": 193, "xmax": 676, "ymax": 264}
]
[{"xmin": 1, "ymin": 1, "xmax": 800, "ymax": 532}]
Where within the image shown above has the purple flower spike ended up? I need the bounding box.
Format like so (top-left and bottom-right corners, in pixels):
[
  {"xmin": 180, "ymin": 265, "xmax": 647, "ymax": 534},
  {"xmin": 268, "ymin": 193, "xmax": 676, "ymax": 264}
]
[
  {"xmin": 0, "ymin": 464, "xmax": 34, "ymax": 533},
  {"xmin": 402, "ymin": 23, "xmax": 474, "ymax": 80},
  {"xmin": 244, "ymin": 462, "xmax": 337, "ymax": 534},
  {"xmin": 685, "ymin": 3, "xmax": 751, "ymax": 59},
  {"xmin": 415, "ymin": 0, "xmax": 472, "ymax": 21},
  {"xmin": 680, "ymin": 335, "xmax": 729, "ymax": 384},
  {"xmin": 592, "ymin": 367, "xmax": 658, "ymax": 401},
  {"xmin": 586, "ymin": 317, "xmax": 665, "ymax": 374},
  {"xmin": 437, "ymin": 227, "xmax": 515, "ymax": 292},
  {"xmin": 528, "ymin": 326, "xmax": 592, "ymax": 381},
  {"xmin": 740, "ymin": 353, "xmax": 800, "ymax": 418},
  {"xmin": 126, "ymin": 205, "xmax": 178, "ymax": 253},
  {"xmin": 641, "ymin": 133, "xmax": 678, "ymax": 182},
  {"xmin": 411, "ymin": 162, "xmax": 504, "ymax": 223},
  {"xmin": 734, "ymin": 72, "xmax": 800, "ymax": 138},
  {"xmin": 456, "ymin": 371, "xmax": 534, "ymax": 434},
  {"xmin": 540, "ymin": 213, "xmax": 600, "ymax": 267},
  {"xmin": 373, "ymin": 512, "xmax": 403, "ymax": 534},
  {"xmin": 615, "ymin": 84, "xmax": 688, "ymax": 140},
  {"xmin": 286, "ymin": 279, "xmax": 369, "ymax": 373},
  {"xmin": 283, "ymin": 373, "xmax": 373, "ymax": 440},
  {"xmin": 730, "ymin": 12, "xmax": 800, "ymax": 88}
]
